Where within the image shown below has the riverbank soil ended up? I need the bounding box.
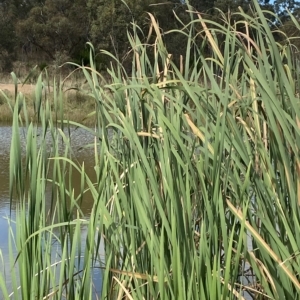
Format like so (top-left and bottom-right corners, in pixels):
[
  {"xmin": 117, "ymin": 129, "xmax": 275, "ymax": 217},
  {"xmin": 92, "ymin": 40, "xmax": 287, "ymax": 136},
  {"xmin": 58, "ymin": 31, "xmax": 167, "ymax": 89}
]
[
  {"xmin": 0, "ymin": 83, "xmax": 35, "ymax": 94},
  {"xmin": 0, "ymin": 83, "xmax": 96, "ymax": 126}
]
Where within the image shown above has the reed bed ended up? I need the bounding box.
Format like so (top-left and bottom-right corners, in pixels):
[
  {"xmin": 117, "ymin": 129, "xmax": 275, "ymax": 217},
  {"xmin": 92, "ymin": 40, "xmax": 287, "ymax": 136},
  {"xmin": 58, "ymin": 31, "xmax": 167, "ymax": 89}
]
[
  {"xmin": 1, "ymin": 2, "xmax": 300, "ymax": 299},
  {"xmin": 0, "ymin": 82, "xmax": 96, "ymax": 126}
]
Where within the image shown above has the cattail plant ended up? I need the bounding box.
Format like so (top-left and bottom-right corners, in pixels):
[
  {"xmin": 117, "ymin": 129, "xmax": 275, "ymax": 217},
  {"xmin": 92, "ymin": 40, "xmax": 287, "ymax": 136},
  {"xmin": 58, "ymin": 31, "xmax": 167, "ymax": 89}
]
[{"xmin": 1, "ymin": 1, "xmax": 300, "ymax": 299}]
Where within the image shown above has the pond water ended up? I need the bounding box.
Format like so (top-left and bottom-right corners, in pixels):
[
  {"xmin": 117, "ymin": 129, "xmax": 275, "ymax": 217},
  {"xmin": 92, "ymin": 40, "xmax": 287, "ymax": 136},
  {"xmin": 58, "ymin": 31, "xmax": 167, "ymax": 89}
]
[
  {"xmin": 0, "ymin": 124, "xmax": 102, "ymax": 298},
  {"xmin": 0, "ymin": 124, "xmax": 255, "ymax": 299}
]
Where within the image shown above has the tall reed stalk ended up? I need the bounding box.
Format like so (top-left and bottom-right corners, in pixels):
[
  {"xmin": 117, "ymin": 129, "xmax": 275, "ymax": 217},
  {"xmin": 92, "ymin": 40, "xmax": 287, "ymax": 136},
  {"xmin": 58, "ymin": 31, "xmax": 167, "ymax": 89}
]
[{"xmin": 1, "ymin": 1, "xmax": 300, "ymax": 299}]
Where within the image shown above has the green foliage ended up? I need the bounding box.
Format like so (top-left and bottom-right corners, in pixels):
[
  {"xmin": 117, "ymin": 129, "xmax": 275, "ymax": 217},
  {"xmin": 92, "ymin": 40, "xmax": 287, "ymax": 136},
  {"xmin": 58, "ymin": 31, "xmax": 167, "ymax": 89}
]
[
  {"xmin": 72, "ymin": 47, "xmax": 107, "ymax": 70},
  {"xmin": 0, "ymin": 0, "xmax": 295, "ymax": 72},
  {"xmin": 16, "ymin": 0, "xmax": 89, "ymax": 61},
  {"xmin": 38, "ymin": 62, "xmax": 48, "ymax": 71},
  {"xmin": 0, "ymin": 3, "xmax": 17, "ymax": 71},
  {"xmin": 3, "ymin": 2, "xmax": 300, "ymax": 299},
  {"xmin": 87, "ymin": 0, "xmax": 185, "ymax": 58}
]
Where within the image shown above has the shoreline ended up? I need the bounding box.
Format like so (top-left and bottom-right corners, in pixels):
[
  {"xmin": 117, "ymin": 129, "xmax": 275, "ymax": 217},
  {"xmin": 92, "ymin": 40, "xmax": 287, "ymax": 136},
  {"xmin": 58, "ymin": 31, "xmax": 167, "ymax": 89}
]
[{"xmin": 0, "ymin": 83, "xmax": 96, "ymax": 126}]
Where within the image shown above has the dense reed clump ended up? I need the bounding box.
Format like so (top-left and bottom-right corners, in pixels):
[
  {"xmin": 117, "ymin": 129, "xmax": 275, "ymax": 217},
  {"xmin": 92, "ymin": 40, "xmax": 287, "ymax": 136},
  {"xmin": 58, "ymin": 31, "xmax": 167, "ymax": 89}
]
[{"xmin": 1, "ymin": 2, "xmax": 300, "ymax": 299}]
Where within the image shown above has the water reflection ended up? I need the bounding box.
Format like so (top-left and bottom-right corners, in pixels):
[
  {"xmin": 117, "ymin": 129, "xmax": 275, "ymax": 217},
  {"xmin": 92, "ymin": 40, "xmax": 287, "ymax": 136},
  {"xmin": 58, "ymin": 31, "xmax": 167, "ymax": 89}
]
[
  {"xmin": 0, "ymin": 125, "xmax": 98, "ymax": 213},
  {"xmin": 0, "ymin": 124, "xmax": 102, "ymax": 297}
]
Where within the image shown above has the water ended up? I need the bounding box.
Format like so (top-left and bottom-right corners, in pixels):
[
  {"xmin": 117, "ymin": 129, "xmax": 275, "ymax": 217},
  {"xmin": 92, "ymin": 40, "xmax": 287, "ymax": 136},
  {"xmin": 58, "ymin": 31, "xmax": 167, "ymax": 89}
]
[
  {"xmin": 0, "ymin": 124, "xmax": 102, "ymax": 298},
  {"xmin": 0, "ymin": 124, "xmax": 256, "ymax": 299}
]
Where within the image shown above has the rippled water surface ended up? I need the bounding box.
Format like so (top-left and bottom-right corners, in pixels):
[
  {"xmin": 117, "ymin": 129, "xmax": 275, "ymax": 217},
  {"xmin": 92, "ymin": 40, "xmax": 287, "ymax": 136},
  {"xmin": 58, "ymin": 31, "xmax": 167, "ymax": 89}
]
[
  {"xmin": 0, "ymin": 124, "xmax": 255, "ymax": 299},
  {"xmin": 0, "ymin": 124, "xmax": 101, "ymax": 297}
]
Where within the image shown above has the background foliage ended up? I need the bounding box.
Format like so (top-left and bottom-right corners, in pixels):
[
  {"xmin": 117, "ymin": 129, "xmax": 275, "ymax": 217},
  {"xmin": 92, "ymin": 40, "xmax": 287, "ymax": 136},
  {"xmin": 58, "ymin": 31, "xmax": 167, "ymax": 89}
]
[{"xmin": 0, "ymin": 0, "xmax": 299, "ymax": 73}]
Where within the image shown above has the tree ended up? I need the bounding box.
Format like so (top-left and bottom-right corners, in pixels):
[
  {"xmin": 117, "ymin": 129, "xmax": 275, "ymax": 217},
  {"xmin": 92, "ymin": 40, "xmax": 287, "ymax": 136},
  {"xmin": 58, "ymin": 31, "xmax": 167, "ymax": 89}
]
[
  {"xmin": 0, "ymin": 1, "xmax": 18, "ymax": 70},
  {"xmin": 16, "ymin": 0, "xmax": 90, "ymax": 62},
  {"xmin": 274, "ymin": 0, "xmax": 300, "ymax": 13},
  {"xmin": 87, "ymin": 0, "xmax": 184, "ymax": 59},
  {"xmin": 188, "ymin": 0, "xmax": 215, "ymax": 13}
]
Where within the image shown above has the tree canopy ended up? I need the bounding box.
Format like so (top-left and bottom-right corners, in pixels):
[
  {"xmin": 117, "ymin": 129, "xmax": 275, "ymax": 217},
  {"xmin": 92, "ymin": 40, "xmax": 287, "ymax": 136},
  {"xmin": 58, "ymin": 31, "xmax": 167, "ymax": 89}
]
[{"xmin": 0, "ymin": 0, "xmax": 298, "ymax": 71}]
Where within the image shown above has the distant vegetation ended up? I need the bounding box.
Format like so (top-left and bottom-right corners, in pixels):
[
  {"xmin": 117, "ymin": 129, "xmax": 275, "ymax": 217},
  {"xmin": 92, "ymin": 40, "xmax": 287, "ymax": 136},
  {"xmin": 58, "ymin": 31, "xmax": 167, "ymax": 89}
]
[
  {"xmin": 0, "ymin": 81, "xmax": 97, "ymax": 125},
  {"xmin": 0, "ymin": 0, "xmax": 299, "ymax": 75}
]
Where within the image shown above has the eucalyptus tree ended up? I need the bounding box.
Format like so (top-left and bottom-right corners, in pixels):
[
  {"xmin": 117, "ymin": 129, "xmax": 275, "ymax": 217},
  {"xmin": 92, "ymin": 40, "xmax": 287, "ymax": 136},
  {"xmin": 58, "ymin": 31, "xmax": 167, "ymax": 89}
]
[
  {"xmin": 87, "ymin": 0, "xmax": 184, "ymax": 60},
  {"xmin": 0, "ymin": 1, "xmax": 18, "ymax": 70},
  {"xmin": 15, "ymin": 0, "xmax": 90, "ymax": 62}
]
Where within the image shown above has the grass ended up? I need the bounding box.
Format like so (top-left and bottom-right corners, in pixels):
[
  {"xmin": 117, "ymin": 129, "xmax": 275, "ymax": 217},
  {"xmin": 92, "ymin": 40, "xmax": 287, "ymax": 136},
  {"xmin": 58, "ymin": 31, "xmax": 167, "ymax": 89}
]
[
  {"xmin": 1, "ymin": 1, "xmax": 300, "ymax": 299},
  {"xmin": 0, "ymin": 83, "xmax": 96, "ymax": 126}
]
